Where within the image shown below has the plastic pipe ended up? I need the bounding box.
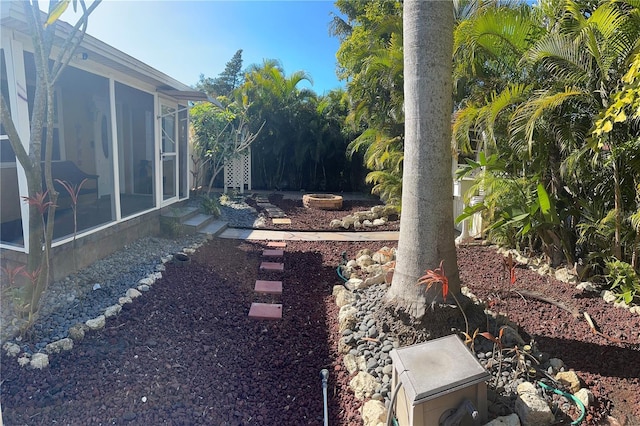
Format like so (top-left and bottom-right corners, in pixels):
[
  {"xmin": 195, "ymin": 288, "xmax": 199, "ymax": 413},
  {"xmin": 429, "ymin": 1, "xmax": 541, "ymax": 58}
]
[
  {"xmin": 386, "ymin": 381, "xmax": 403, "ymax": 426},
  {"xmin": 321, "ymin": 369, "xmax": 329, "ymax": 426},
  {"xmin": 336, "ymin": 265, "xmax": 348, "ymax": 282}
]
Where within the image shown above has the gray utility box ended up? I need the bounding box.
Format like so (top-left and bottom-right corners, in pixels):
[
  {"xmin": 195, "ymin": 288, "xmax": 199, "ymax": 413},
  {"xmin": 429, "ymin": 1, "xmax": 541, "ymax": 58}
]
[{"xmin": 390, "ymin": 335, "xmax": 491, "ymax": 426}]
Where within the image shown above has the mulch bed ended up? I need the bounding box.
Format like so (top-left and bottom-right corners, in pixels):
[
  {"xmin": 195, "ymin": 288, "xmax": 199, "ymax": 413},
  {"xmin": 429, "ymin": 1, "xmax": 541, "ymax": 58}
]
[{"xmin": 1, "ymin": 201, "xmax": 639, "ymax": 425}]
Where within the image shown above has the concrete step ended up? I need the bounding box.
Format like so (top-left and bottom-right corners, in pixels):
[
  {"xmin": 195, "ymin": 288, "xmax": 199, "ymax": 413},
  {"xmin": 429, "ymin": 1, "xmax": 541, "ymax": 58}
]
[
  {"xmin": 248, "ymin": 303, "xmax": 282, "ymax": 320},
  {"xmin": 182, "ymin": 213, "xmax": 214, "ymax": 232},
  {"xmin": 198, "ymin": 220, "xmax": 228, "ymax": 237},
  {"xmin": 160, "ymin": 206, "xmax": 199, "ymax": 222}
]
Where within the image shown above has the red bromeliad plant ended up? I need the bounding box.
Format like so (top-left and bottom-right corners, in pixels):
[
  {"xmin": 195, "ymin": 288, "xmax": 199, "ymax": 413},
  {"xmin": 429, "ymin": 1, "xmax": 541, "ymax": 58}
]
[
  {"xmin": 22, "ymin": 191, "xmax": 55, "ymax": 216},
  {"xmin": 417, "ymin": 260, "xmax": 469, "ymax": 335},
  {"xmin": 1, "ymin": 264, "xmax": 25, "ymax": 287},
  {"xmin": 55, "ymin": 178, "xmax": 88, "ymax": 241},
  {"xmin": 21, "ymin": 191, "xmax": 56, "ymax": 324},
  {"xmin": 504, "ymin": 253, "xmax": 517, "ymax": 286}
]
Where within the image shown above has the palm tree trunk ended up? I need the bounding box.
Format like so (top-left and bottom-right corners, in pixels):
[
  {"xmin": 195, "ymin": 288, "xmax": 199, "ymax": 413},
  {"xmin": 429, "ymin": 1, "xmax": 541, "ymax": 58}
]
[{"xmin": 386, "ymin": 0, "xmax": 460, "ymax": 319}]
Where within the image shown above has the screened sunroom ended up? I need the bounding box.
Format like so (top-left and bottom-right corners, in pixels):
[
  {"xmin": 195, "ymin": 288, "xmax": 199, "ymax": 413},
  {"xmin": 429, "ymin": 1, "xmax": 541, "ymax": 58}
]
[{"xmin": 1, "ymin": 2, "xmax": 206, "ymax": 277}]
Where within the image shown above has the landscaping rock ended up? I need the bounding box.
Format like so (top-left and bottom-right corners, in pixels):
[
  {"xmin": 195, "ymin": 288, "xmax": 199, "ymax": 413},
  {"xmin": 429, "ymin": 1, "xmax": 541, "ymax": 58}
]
[
  {"xmin": 515, "ymin": 391, "xmax": 554, "ymax": 425},
  {"xmin": 335, "ymin": 289, "xmax": 355, "ymax": 308},
  {"xmin": 576, "ymin": 281, "xmax": 597, "ymax": 292},
  {"xmin": 555, "ymin": 371, "xmax": 581, "ymax": 393},
  {"xmin": 104, "ymin": 304, "xmax": 122, "ymax": 318},
  {"xmin": 126, "ymin": 288, "xmax": 142, "ymax": 299},
  {"xmin": 85, "ymin": 315, "xmax": 106, "ymax": 331},
  {"xmin": 343, "ymin": 353, "xmax": 366, "ymax": 374},
  {"xmin": 45, "ymin": 338, "xmax": 73, "ymax": 354},
  {"xmin": 68, "ymin": 323, "xmax": 86, "ymax": 341},
  {"xmin": 3, "ymin": 342, "xmax": 20, "ymax": 357},
  {"xmin": 349, "ymin": 371, "xmax": 378, "ymax": 400},
  {"xmin": 17, "ymin": 355, "xmax": 30, "ymax": 367},
  {"xmin": 29, "ymin": 353, "xmax": 49, "ymax": 369},
  {"xmin": 500, "ymin": 325, "xmax": 526, "ymax": 347},
  {"xmin": 575, "ymin": 388, "xmax": 593, "ymax": 409},
  {"xmin": 345, "ymin": 278, "xmax": 363, "ymax": 291},
  {"xmin": 356, "ymin": 255, "xmax": 374, "ymax": 268},
  {"xmin": 548, "ymin": 358, "xmax": 564, "ymax": 372},
  {"xmin": 361, "ymin": 399, "xmax": 387, "ymax": 426},
  {"xmin": 483, "ymin": 413, "xmax": 521, "ymax": 426}
]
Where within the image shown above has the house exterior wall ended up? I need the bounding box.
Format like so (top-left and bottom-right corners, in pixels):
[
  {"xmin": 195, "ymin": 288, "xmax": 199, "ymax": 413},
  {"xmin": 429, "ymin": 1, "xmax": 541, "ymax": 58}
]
[
  {"xmin": 1, "ymin": 208, "xmax": 161, "ymax": 282},
  {"xmin": 0, "ymin": 6, "xmax": 197, "ymax": 281}
]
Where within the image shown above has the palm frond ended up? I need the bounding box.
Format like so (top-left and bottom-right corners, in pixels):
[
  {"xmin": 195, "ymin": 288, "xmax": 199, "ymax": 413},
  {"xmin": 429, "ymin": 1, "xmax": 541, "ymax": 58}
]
[{"xmin": 510, "ymin": 87, "xmax": 589, "ymax": 156}]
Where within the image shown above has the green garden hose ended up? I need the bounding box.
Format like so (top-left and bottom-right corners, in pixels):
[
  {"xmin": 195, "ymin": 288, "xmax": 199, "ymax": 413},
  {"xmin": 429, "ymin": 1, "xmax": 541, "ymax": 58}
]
[
  {"xmin": 538, "ymin": 381, "xmax": 585, "ymax": 425},
  {"xmin": 336, "ymin": 251, "xmax": 349, "ymax": 282}
]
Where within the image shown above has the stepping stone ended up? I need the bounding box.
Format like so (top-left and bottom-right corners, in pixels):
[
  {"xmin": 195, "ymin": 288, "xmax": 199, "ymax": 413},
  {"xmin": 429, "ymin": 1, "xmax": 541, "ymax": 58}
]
[
  {"xmin": 248, "ymin": 303, "xmax": 282, "ymax": 320},
  {"xmin": 272, "ymin": 218, "xmax": 291, "ymax": 224},
  {"xmin": 264, "ymin": 208, "xmax": 287, "ymax": 218},
  {"xmin": 267, "ymin": 241, "xmax": 287, "ymax": 248},
  {"xmin": 254, "ymin": 280, "xmax": 283, "ymax": 294},
  {"xmin": 260, "ymin": 262, "xmax": 284, "ymax": 271},
  {"xmin": 263, "ymin": 249, "xmax": 284, "ymax": 257}
]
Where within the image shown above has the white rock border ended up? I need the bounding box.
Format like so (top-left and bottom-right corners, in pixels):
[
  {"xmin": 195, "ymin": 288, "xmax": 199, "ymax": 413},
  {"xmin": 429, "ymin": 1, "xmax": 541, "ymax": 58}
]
[{"xmin": 494, "ymin": 245, "xmax": 640, "ymax": 317}]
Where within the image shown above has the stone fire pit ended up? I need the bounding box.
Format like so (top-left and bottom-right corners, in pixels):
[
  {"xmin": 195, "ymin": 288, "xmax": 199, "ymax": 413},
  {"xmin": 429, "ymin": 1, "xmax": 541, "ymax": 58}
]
[{"xmin": 302, "ymin": 193, "xmax": 343, "ymax": 210}]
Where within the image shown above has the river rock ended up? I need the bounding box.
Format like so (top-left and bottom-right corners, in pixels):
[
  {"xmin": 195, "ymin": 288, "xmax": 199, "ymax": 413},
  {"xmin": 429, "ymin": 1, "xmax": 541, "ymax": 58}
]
[
  {"xmin": 372, "ymin": 247, "xmax": 393, "ymax": 264},
  {"xmin": 372, "ymin": 218, "xmax": 386, "ymax": 227},
  {"xmin": 139, "ymin": 276, "xmax": 155, "ymax": 286}
]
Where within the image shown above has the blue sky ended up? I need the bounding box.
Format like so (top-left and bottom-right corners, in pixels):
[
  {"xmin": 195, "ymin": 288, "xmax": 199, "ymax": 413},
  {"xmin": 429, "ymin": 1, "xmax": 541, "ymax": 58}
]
[{"xmin": 61, "ymin": 1, "xmax": 345, "ymax": 95}]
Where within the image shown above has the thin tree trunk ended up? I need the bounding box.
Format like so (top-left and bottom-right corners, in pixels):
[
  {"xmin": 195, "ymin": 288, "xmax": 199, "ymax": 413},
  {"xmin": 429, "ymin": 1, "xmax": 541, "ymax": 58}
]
[
  {"xmin": 386, "ymin": 0, "xmax": 460, "ymax": 319},
  {"xmin": 613, "ymin": 155, "xmax": 623, "ymax": 260}
]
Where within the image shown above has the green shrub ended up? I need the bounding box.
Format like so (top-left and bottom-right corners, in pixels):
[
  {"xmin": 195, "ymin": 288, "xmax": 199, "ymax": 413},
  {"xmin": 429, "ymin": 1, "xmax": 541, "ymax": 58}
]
[
  {"xmin": 200, "ymin": 195, "xmax": 221, "ymax": 218},
  {"xmin": 604, "ymin": 258, "xmax": 640, "ymax": 305}
]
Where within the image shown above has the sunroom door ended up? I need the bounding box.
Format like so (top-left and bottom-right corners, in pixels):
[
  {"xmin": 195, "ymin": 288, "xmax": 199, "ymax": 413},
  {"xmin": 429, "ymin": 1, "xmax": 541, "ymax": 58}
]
[{"xmin": 160, "ymin": 102, "xmax": 178, "ymax": 203}]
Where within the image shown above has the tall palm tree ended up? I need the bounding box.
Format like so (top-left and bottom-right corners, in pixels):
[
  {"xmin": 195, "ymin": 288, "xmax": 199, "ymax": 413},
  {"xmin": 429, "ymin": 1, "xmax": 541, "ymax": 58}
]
[{"xmin": 239, "ymin": 60, "xmax": 315, "ymax": 189}]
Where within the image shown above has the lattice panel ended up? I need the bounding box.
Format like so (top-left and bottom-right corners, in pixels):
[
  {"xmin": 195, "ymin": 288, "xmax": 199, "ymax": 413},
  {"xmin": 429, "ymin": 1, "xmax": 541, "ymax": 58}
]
[{"xmin": 223, "ymin": 148, "xmax": 251, "ymax": 193}]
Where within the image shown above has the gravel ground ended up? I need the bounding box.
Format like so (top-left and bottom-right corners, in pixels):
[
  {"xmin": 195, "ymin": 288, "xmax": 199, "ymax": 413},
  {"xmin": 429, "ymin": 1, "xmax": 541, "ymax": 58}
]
[{"xmin": 1, "ymin": 198, "xmax": 638, "ymax": 425}]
